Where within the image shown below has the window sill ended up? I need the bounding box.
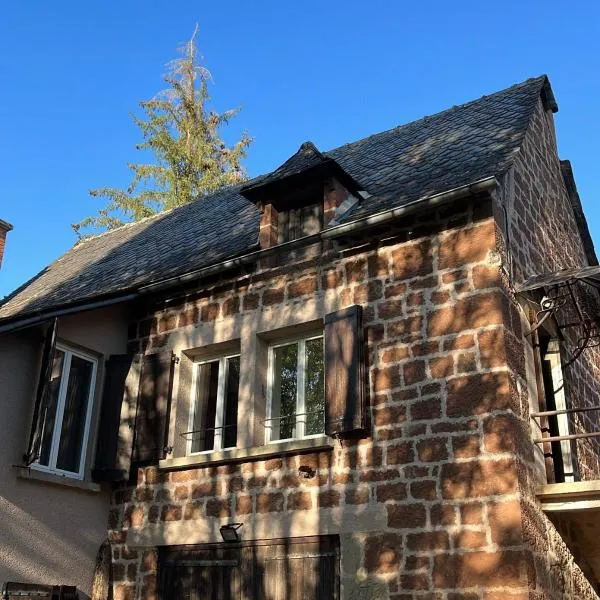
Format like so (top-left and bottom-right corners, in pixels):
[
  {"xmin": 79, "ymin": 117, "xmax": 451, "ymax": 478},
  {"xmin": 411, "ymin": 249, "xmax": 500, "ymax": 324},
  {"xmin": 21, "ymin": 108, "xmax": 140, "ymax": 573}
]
[
  {"xmin": 159, "ymin": 436, "xmax": 334, "ymax": 471},
  {"xmin": 13, "ymin": 465, "xmax": 102, "ymax": 493}
]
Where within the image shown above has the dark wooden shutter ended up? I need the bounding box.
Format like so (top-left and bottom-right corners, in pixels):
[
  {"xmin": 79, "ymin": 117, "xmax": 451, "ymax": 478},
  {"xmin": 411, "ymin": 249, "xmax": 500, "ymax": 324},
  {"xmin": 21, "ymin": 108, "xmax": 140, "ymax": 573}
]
[
  {"xmin": 132, "ymin": 351, "xmax": 175, "ymax": 463},
  {"xmin": 324, "ymin": 305, "xmax": 367, "ymax": 437},
  {"xmin": 24, "ymin": 318, "xmax": 58, "ymax": 465},
  {"xmin": 172, "ymin": 353, "xmax": 194, "ymax": 457},
  {"xmin": 92, "ymin": 354, "xmax": 133, "ymax": 482}
]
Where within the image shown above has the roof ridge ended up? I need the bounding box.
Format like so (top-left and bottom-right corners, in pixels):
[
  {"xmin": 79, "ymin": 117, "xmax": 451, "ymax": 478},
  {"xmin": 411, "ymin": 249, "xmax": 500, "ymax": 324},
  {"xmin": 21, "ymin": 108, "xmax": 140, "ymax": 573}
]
[{"xmin": 325, "ymin": 75, "xmax": 548, "ymax": 155}]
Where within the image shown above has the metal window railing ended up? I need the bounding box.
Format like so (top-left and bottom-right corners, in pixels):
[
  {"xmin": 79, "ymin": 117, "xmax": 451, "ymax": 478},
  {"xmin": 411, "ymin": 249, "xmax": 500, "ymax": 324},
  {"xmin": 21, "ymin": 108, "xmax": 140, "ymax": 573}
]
[{"xmin": 531, "ymin": 405, "xmax": 600, "ymax": 444}]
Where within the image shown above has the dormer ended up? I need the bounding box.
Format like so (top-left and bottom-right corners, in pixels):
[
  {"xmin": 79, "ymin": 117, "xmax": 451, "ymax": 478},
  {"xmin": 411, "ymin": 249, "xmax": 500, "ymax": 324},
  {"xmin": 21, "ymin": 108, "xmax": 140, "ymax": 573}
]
[{"xmin": 241, "ymin": 142, "xmax": 363, "ymax": 262}]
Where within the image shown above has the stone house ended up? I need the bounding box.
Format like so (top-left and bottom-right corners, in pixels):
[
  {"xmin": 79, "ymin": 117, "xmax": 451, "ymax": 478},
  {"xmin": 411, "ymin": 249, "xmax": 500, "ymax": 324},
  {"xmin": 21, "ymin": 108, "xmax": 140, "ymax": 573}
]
[{"xmin": 0, "ymin": 75, "xmax": 599, "ymax": 599}]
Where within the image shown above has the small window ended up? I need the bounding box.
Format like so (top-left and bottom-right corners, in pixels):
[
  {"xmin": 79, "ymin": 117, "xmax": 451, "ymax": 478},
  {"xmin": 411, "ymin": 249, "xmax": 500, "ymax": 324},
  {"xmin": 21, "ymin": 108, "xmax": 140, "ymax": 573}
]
[
  {"xmin": 267, "ymin": 335, "xmax": 325, "ymax": 442},
  {"xmin": 277, "ymin": 203, "xmax": 323, "ymax": 244},
  {"xmin": 188, "ymin": 355, "xmax": 240, "ymax": 454},
  {"xmin": 35, "ymin": 344, "xmax": 97, "ymax": 479}
]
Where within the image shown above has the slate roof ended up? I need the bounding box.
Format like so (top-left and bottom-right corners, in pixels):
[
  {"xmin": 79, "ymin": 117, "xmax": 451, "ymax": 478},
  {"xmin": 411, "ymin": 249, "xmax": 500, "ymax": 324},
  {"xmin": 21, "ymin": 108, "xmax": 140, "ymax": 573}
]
[{"xmin": 0, "ymin": 75, "xmax": 552, "ymax": 323}]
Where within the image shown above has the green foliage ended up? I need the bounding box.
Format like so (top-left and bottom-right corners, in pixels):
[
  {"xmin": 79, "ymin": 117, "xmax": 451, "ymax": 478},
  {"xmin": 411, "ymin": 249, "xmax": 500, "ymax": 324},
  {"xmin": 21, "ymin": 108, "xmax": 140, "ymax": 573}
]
[{"xmin": 73, "ymin": 26, "xmax": 252, "ymax": 236}]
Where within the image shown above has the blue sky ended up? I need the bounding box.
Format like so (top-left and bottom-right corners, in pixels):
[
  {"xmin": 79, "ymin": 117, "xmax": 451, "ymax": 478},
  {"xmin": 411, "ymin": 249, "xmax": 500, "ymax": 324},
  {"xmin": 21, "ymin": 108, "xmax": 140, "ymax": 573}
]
[{"xmin": 1, "ymin": 1, "xmax": 599, "ymax": 298}]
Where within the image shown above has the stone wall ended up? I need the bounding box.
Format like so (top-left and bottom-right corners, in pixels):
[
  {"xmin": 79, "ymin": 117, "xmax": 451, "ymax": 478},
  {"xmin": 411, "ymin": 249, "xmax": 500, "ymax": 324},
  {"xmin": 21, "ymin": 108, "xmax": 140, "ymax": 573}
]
[
  {"xmin": 495, "ymin": 96, "xmax": 600, "ymax": 599},
  {"xmin": 109, "ymin": 198, "xmax": 551, "ymax": 599}
]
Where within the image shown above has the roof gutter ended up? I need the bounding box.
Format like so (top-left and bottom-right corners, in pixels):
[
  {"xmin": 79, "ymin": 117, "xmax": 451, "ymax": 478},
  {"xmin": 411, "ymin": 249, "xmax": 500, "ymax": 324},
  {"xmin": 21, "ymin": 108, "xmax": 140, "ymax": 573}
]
[{"xmin": 139, "ymin": 176, "xmax": 498, "ymax": 295}]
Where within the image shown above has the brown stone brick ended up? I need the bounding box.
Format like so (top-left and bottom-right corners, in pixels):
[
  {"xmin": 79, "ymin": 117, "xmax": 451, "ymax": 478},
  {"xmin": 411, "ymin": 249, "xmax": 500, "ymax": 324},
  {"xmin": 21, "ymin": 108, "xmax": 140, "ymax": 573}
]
[
  {"xmin": 454, "ymin": 529, "xmax": 488, "ymax": 549},
  {"xmin": 171, "ymin": 469, "xmax": 199, "ymax": 483},
  {"xmin": 460, "ymin": 502, "xmax": 483, "ymax": 525},
  {"xmin": 161, "ymin": 505, "xmax": 182, "ymax": 522},
  {"xmin": 430, "ymin": 503, "xmax": 456, "ymax": 526},
  {"xmin": 443, "ymin": 333, "xmax": 475, "ymax": 351},
  {"xmin": 432, "ymin": 419, "xmax": 477, "ymax": 434},
  {"xmin": 359, "ymin": 468, "xmax": 400, "ymax": 482},
  {"xmin": 178, "ymin": 306, "xmax": 199, "ymax": 327},
  {"xmin": 364, "ymin": 533, "xmax": 403, "ymax": 574},
  {"xmin": 242, "ymin": 292, "xmax": 260, "ymax": 311},
  {"xmin": 192, "ymin": 482, "xmax": 216, "ymax": 498},
  {"xmin": 452, "ymin": 434, "xmax": 480, "ymax": 459},
  {"xmin": 173, "ymin": 485, "xmax": 189, "ymax": 501},
  {"xmin": 345, "ymin": 258, "xmax": 366, "ymax": 283},
  {"xmin": 368, "ymin": 253, "xmax": 390, "ymax": 278},
  {"xmin": 257, "ymin": 492, "xmax": 284, "ymax": 513},
  {"xmin": 411, "ymin": 398, "xmax": 442, "ymax": 421},
  {"xmin": 222, "ymin": 296, "xmax": 240, "ymax": 317},
  {"xmin": 429, "ymin": 355, "xmax": 454, "ymax": 378},
  {"xmin": 456, "ymin": 351, "xmax": 477, "ymax": 373},
  {"xmin": 427, "ymin": 291, "xmax": 505, "ymax": 337},
  {"xmin": 483, "ymin": 413, "xmax": 522, "ymax": 453},
  {"xmin": 433, "ymin": 550, "xmax": 526, "ymax": 588},
  {"xmin": 288, "ymin": 491, "xmax": 312, "ymax": 510},
  {"xmin": 381, "ymin": 344, "xmax": 410, "ymax": 364},
  {"xmin": 405, "ymin": 556, "xmax": 431, "ymax": 575},
  {"xmin": 488, "ymin": 499, "xmax": 522, "ymax": 546},
  {"xmin": 409, "ymin": 276, "xmax": 437, "ymax": 291},
  {"xmin": 410, "ymin": 480, "xmax": 437, "ymax": 500},
  {"xmin": 378, "ymin": 298, "xmax": 405, "ymax": 320},
  {"xmin": 148, "ymin": 505, "xmax": 160, "ymax": 523},
  {"xmin": 478, "ymin": 328, "xmax": 506, "ymax": 369},
  {"xmin": 387, "ymin": 504, "xmax": 426, "ymax": 528},
  {"xmin": 236, "ymin": 495, "xmax": 253, "ymax": 515},
  {"xmin": 201, "ymin": 302, "xmax": 220, "ymax": 321},
  {"xmin": 403, "ymin": 359, "xmax": 426, "ymax": 385},
  {"xmin": 387, "ymin": 316, "xmax": 423, "ymax": 341},
  {"xmin": 438, "ymin": 220, "xmax": 496, "ymax": 269},
  {"xmin": 135, "ymin": 486, "xmax": 154, "ymax": 502},
  {"xmin": 130, "ymin": 507, "xmax": 144, "ymax": 528},
  {"xmin": 384, "ymin": 281, "xmax": 408, "ymax": 298},
  {"xmin": 373, "ymin": 404, "xmax": 407, "ymax": 428},
  {"xmin": 121, "ymin": 546, "xmax": 139, "ymax": 560},
  {"xmin": 318, "ymin": 489, "xmax": 340, "ymax": 508},
  {"xmin": 431, "ymin": 290, "xmax": 451, "ymax": 305},
  {"xmin": 442, "ymin": 268, "xmax": 468, "ymax": 284},
  {"xmin": 367, "ymin": 324, "xmax": 385, "ymax": 343},
  {"xmin": 114, "ymin": 584, "xmax": 135, "ymax": 600},
  {"xmin": 407, "ymin": 531, "xmax": 449, "ymax": 552},
  {"xmin": 410, "ymin": 340, "xmax": 440, "ymax": 357},
  {"xmin": 372, "ymin": 366, "xmax": 401, "ymax": 392},
  {"xmin": 265, "ymin": 458, "xmax": 282, "ymax": 471},
  {"xmin": 126, "ymin": 563, "xmax": 137, "ymax": 582},
  {"xmin": 206, "ymin": 498, "xmax": 231, "ymax": 518},
  {"xmin": 473, "ymin": 264, "xmax": 501, "ymax": 289},
  {"xmin": 322, "ymin": 268, "xmax": 343, "ymax": 289},
  {"xmin": 112, "ymin": 563, "xmax": 126, "ymax": 582},
  {"xmin": 377, "ymin": 482, "xmax": 407, "ymax": 503},
  {"xmin": 399, "ymin": 572, "xmax": 430, "ymax": 591},
  {"xmin": 183, "ymin": 501, "xmax": 203, "ymax": 520},
  {"xmin": 446, "ymin": 372, "xmax": 512, "ymax": 417},
  {"xmin": 158, "ymin": 314, "xmax": 177, "ymax": 333},
  {"xmin": 387, "ymin": 442, "xmax": 414, "ymax": 465},
  {"xmin": 332, "ymin": 472, "xmax": 353, "ymax": 485},
  {"xmin": 263, "ymin": 286, "xmax": 285, "ymax": 304},
  {"xmin": 417, "ymin": 438, "xmax": 448, "ymax": 462},
  {"xmin": 392, "ymin": 239, "xmax": 433, "ymax": 280},
  {"xmin": 441, "ymin": 458, "xmax": 517, "ymax": 499},
  {"xmin": 345, "ymin": 486, "xmax": 370, "ymax": 504}
]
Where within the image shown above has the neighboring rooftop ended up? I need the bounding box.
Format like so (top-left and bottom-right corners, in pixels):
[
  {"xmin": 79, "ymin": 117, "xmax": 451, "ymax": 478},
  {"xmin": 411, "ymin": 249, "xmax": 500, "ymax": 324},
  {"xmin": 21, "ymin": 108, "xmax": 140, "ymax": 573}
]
[{"xmin": 0, "ymin": 75, "xmax": 554, "ymax": 324}]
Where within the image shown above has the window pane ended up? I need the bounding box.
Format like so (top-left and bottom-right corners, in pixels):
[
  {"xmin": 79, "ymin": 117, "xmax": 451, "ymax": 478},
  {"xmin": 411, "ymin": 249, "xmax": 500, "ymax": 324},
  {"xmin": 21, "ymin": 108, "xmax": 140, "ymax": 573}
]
[
  {"xmin": 305, "ymin": 338, "xmax": 325, "ymax": 435},
  {"xmin": 223, "ymin": 356, "xmax": 240, "ymax": 449},
  {"xmin": 56, "ymin": 354, "xmax": 93, "ymax": 473},
  {"xmin": 272, "ymin": 344, "xmax": 298, "ymax": 440},
  {"xmin": 191, "ymin": 361, "xmax": 219, "ymax": 453},
  {"xmin": 38, "ymin": 349, "xmax": 65, "ymax": 467}
]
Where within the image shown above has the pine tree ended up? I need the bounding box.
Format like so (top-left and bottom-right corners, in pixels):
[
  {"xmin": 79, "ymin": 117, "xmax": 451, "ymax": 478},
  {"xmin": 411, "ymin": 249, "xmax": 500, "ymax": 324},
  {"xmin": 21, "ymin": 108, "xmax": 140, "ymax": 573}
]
[{"xmin": 73, "ymin": 26, "xmax": 252, "ymax": 236}]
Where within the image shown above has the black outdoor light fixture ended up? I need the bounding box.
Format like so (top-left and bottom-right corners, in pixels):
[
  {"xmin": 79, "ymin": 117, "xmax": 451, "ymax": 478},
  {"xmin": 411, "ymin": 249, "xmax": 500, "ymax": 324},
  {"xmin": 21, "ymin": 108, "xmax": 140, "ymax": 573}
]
[{"xmin": 220, "ymin": 523, "xmax": 243, "ymax": 542}]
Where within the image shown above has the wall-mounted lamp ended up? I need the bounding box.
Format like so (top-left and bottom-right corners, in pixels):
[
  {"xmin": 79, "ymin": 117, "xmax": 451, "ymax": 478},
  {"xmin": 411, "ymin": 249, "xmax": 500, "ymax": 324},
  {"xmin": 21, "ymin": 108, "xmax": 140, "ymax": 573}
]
[{"xmin": 220, "ymin": 523, "xmax": 243, "ymax": 542}]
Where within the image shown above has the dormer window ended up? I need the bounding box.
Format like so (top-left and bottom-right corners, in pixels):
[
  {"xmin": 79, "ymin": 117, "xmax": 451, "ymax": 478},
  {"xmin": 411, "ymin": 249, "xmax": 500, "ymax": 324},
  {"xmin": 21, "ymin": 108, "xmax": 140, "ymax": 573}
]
[{"xmin": 240, "ymin": 141, "xmax": 364, "ymax": 265}]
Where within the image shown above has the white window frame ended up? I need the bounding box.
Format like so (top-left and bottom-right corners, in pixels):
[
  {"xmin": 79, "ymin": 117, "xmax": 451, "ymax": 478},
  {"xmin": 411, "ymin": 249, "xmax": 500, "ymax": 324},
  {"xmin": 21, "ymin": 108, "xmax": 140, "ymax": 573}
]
[
  {"xmin": 187, "ymin": 353, "xmax": 240, "ymax": 456},
  {"xmin": 266, "ymin": 334, "xmax": 324, "ymax": 443},
  {"xmin": 32, "ymin": 343, "xmax": 98, "ymax": 480}
]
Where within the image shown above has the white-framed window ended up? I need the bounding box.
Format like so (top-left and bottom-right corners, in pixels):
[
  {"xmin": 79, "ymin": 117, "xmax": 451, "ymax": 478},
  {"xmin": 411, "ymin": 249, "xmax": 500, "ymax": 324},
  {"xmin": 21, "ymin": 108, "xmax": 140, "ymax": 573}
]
[
  {"xmin": 34, "ymin": 344, "xmax": 98, "ymax": 479},
  {"xmin": 266, "ymin": 334, "xmax": 325, "ymax": 442},
  {"xmin": 187, "ymin": 354, "xmax": 240, "ymax": 455}
]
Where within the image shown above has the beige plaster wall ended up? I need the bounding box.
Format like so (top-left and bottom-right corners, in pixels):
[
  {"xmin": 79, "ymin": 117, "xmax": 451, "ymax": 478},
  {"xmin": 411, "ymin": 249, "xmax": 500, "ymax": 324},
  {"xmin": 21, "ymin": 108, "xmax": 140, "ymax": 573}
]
[{"xmin": 0, "ymin": 305, "xmax": 129, "ymax": 597}]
